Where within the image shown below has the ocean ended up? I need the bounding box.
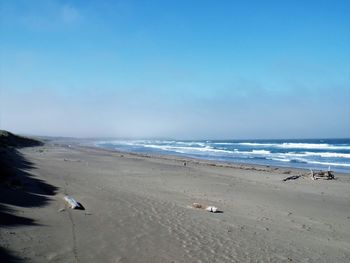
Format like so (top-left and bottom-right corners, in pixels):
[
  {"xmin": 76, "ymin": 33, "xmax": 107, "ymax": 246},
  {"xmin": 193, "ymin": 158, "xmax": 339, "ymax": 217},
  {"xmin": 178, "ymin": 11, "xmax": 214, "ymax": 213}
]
[{"xmin": 96, "ymin": 138, "xmax": 350, "ymax": 173}]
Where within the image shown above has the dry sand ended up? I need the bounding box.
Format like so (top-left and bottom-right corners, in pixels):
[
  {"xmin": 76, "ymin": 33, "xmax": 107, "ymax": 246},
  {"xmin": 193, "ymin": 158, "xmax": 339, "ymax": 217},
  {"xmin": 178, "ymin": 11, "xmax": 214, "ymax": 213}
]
[{"xmin": 1, "ymin": 143, "xmax": 350, "ymax": 262}]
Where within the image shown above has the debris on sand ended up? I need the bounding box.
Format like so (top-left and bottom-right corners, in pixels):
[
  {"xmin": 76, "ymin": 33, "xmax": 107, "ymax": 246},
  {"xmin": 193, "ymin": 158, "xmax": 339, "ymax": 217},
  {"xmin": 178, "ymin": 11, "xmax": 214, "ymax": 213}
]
[
  {"xmin": 283, "ymin": 175, "xmax": 301, "ymax": 181},
  {"xmin": 191, "ymin": 203, "xmax": 220, "ymax": 213},
  {"xmin": 192, "ymin": 202, "xmax": 204, "ymax": 209},
  {"xmin": 205, "ymin": 206, "xmax": 218, "ymax": 213},
  {"xmin": 309, "ymin": 169, "xmax": 335, "ymax": 180},
  {"xmin": 63, "ymin": 196, "xmax": 84, "ymax": 210},
  {"xmin": 283, "ymin": 168, "xmax": 336, "ymax": 182}
]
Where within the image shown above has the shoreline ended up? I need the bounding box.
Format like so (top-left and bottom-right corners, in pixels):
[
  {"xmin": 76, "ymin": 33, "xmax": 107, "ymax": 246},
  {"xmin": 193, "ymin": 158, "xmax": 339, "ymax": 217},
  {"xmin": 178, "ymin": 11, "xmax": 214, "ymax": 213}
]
[
  {"xmin": 79, "ymin": 142, "xmax": 350, "ymax": 177},
  {"xmin": 1, "ymin": 142, "xmax": 350, "ymax": 262},
  {"xmin": 90, "ymin": 138, "xmax": 350, "ymax": 174}
]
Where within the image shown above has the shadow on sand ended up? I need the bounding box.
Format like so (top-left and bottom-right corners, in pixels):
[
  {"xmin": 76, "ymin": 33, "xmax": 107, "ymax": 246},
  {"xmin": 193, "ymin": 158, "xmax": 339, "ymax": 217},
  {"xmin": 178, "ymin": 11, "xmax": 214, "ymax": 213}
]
[{"xmin": 0, "ymin": 146, "xmax": 58, "ymax": 262}]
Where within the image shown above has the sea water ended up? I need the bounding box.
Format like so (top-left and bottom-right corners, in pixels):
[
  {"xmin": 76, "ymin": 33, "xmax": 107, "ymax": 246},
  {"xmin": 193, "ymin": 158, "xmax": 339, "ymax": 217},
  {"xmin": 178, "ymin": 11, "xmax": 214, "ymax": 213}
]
[{"xmin": 96, "ymin": 139, "xmax": 350, "ymax": 173}]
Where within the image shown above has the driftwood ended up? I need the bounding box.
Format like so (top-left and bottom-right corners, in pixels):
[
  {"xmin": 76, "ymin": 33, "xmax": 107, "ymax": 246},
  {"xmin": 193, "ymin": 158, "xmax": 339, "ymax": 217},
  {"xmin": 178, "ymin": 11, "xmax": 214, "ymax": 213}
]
[
  {"xmin": 63, "ymin": 196, "xmax": 84, "ymax": 210},
  {"xmin": 282, "ymin": 175, "xmax": 301, "ymax": 181},
  {"xmin": 310, "ymin": 169, "xmax": 335, "ymax": 180},
  {"xmin": 283, "ymin": 168, "xmax": 336, "ymax": 181}
]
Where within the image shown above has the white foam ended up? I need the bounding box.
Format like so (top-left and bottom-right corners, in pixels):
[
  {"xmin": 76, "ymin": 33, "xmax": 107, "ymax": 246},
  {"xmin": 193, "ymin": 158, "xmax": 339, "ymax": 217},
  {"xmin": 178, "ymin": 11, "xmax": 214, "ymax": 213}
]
[
  {"xmin": 238, "ymin": 142, "xmax": 275, "ymax": 147},
  {"xmin": 273, "ymin": 152, "xmax": 350, "ymax": 159},
  {"xmin": 278, "ymin": 143, "xmax": 350, "ymax": 150},
  {"xmin": 231, "ymin": 149, "xmax": 272, "ymax": 156},
  {"xmin": 271, "ymin": 157, "xmax": 292, "ymax": 162},
  {"xmin": 238, "ymin": 142, "xmax": 350, "ymax": 150},
  {"xmin": 307, "ymin": 161, "xmax": 350, "ymax": 167},
  {"xmin": 303, "ymin": 152, "xmax": 350, "ymax": 158},
  {"xmin": 252, "ymin": 150, "xmax": 271, "ymax": 154}
]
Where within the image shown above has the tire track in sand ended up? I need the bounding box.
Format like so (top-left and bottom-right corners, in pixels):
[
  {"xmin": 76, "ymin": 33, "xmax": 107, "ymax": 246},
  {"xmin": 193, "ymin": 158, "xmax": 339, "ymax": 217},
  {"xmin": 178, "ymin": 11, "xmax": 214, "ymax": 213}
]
[{"xmin": 60, "ymin": 174, "xmax": 80, "ymax": 263}]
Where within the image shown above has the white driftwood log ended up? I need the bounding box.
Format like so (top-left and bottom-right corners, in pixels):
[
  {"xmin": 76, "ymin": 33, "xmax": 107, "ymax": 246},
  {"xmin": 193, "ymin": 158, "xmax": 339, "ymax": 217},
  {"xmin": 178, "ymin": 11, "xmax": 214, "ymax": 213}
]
[
  {"xmin": 64, "ymin": 196, "xmax": 81, "ymax": 209},
  {"xmin": 205, "ymin": 206, "xmax": 218, "ymax": 213}
]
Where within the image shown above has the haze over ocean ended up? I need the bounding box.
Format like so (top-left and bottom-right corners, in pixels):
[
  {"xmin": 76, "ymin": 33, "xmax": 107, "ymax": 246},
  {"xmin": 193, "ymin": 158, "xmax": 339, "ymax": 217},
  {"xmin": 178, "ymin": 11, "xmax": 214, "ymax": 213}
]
[{"xmin": 1, "ymin": 0, "xmax": 349, "ymax": 139}]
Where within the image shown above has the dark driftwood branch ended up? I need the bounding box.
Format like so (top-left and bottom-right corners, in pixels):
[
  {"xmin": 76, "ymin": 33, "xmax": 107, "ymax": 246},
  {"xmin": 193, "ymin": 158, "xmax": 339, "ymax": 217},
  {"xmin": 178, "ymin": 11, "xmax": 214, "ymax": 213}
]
[{"xmin": 283, "ymin": 175, "xmax": 301, "ymax": 181}]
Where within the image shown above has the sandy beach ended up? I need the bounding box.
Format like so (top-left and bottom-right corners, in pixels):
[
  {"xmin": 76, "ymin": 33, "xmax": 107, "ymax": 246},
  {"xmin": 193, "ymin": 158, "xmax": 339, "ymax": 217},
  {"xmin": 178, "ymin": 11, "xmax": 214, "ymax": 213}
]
[{"xmin": 1, "ymin": 142, "xmax": 350, "ymax": 262}]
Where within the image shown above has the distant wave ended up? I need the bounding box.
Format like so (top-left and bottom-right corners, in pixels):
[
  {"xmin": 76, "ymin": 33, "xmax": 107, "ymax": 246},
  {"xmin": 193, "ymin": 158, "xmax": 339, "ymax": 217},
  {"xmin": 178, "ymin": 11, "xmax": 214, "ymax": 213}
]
[
  {"xmin": 238, "ymin": 142, "xmax": 350, "ymax": 150},
  {"xmin": 303, "ymin": 152, "xmax": 350, "ymax": 158},
  {"xmin": 251, "ymin": 150, "xmax": 271, "ymax": 154},
  {"xmin": 143, "ymin": 144, "xmax": 233, "ymax": 154},
  {"xmin": 278, "ymin": 143, "xmax": 350, "ymax": 150},
  {"xmin": 212, "ymin": 142, "xmax": 238, "ymax": 146},
  {"xmin": 274, "ymin": 152, "xmax": 350, "ymax": 159},
  {"xmin": 238, "ymin": 142, "xmax": 276, "ymax": 147}
]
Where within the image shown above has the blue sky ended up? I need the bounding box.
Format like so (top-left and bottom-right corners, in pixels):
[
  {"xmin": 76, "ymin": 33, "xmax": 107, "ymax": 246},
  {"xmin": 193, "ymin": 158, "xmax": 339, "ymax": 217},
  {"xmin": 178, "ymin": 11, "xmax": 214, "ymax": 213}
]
[{"xmin": 1, "ymin": 0, "xmax": 349, "ymax": 139}]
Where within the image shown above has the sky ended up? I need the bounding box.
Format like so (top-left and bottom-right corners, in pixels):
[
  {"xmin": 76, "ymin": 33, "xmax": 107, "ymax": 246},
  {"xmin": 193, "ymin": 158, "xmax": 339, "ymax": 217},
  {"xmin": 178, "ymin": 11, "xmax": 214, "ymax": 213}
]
[{"xmin": 0, "ymin": 0, "xmax": 349, "ymax": 139}]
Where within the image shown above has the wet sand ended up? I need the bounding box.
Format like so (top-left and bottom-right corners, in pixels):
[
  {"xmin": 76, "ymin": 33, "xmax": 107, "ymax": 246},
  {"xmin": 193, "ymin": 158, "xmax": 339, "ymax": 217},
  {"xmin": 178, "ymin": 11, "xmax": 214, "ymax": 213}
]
[{"xmin": 1, "ymin": 143, "xmax": 350, "ymax": 262}]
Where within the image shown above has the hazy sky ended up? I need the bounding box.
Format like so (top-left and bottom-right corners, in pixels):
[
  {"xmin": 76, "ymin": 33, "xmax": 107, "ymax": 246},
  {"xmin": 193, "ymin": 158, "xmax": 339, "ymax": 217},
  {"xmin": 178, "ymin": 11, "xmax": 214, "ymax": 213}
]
[{"xmin": 1, "ymin": 0, "xmax": 349, "ymax": 139}]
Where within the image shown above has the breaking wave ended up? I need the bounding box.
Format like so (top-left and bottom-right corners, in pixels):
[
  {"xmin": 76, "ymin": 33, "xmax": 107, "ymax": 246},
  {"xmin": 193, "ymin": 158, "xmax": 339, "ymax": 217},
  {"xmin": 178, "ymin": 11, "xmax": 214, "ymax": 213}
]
[{"xmin": 238, "ymin": 142, "xmax": 350, "ymax": 150}]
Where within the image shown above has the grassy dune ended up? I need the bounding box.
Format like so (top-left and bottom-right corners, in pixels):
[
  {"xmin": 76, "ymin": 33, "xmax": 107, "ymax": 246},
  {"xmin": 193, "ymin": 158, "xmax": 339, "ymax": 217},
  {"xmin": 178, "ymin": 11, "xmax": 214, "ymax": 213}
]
[{"xmin": 0, "ymin": 130, "xmax": 43, "ymax": 148}]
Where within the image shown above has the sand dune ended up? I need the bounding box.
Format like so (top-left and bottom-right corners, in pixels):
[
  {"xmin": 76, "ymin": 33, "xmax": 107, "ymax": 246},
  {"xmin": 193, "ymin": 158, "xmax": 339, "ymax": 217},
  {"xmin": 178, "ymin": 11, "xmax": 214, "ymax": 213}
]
[{"xmin": 1, "ymin": 143, "xmax": 350, "ymax": 262}]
